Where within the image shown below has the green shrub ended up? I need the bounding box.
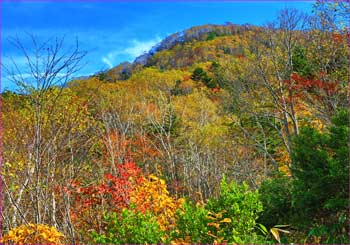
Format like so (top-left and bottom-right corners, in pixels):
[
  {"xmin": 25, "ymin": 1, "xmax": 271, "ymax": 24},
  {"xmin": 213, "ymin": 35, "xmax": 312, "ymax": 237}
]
[
  {"xmin": 171, "ymin": 200, "xmax": 210, "ymax": 243},
  {"xmin": 292, "ymin": 45, "xmax": 314, "ymax": 77},
  {"xmin": 292, "ymin": 111, "xmax": 349, "ymax": 220},
  {"xmin": 91, "ymin": 208, "xmax": 166, "ymax": 244},
  {"xmin": 191, "ymin": 67, "xmax": 217, "ymax": 88},
  {"xmin": 205, "ymin": 176, "xmax": 264, "ymax": 243},
  {"xmin": 307, "ymin": 214, "xmax": 349, "ymax": 244},
  {"xmin": 259, "ymin": 173, "xmax": 293, "ymax": 228}
]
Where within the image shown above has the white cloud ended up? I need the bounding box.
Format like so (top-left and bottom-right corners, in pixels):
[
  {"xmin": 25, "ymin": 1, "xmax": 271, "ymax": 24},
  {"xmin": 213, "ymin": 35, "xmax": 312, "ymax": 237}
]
[
  {"xmin": 101, "ymin": 36, "xmax": 161, "ymax": 69},
  {"xmin": 102, "ymin": 57, "xmax": 114, "ymax": 69},
  {"xmin": 124, "ymin": 38, "xmax": 161, "ymax": 57}
]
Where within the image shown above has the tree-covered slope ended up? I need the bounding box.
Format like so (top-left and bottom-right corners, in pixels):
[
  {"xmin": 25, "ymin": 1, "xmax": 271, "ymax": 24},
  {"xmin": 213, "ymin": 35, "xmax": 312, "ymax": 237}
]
[{"xmin": 2, "ymin": 2, "xmax": 349, "ymax": 244}]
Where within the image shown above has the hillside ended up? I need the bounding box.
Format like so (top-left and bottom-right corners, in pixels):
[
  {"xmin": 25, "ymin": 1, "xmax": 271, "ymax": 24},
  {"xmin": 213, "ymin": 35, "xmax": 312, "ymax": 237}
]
[
  {"xmin": 2, "ymin": 3, "xmax": 349, "ymax": 244},
  {"xmin": 96, "ymin": 23, "xmax": 256, "ymax": 81}
]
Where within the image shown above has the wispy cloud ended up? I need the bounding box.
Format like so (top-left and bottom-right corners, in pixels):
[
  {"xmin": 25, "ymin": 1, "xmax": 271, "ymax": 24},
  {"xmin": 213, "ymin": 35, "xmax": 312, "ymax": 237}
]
[
  {"xmin": 101, "ymin": 57, "xmax": 114, "ymax": 69},
  {"xmin": 124, "ymin": 38, "xmax": 161, "ymax": 57},
  {"xmin": 101, "ymin": 36, "xmax": 162, "ymax": 69}
]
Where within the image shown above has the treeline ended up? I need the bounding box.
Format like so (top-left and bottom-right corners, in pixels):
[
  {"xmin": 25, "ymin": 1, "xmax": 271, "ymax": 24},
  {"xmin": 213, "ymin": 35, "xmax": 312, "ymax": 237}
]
[{"xmin": 1, "ymin": 1, "xmax": 349, "ymax": 244}]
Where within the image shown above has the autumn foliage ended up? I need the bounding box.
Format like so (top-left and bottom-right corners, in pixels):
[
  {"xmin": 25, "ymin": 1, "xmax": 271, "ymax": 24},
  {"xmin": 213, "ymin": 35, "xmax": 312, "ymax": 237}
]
[
  {"xmin": 1, "ymin": 224, "xmax": 64, "ymax": 245},
  {"xmin": 2, "ymin": 2, "xmax": 349, "ymax": 244},
  {"xmin": 285, "ymin": 72, "xmax": 338, "ymax": 98},
  {"xmin": 69, "ymin": 160, "xmax": 144, "ymax": 234},
  {"xmin": 130, "ymin": 174, "xmax": 184, "ymax": 231}
]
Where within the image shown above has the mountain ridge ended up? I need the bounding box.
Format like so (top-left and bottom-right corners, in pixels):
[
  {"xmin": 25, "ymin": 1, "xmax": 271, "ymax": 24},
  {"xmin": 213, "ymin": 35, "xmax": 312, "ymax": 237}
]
[{"xmin": 96, "ymin": 23, "xmax": 257, "ymax": 82}]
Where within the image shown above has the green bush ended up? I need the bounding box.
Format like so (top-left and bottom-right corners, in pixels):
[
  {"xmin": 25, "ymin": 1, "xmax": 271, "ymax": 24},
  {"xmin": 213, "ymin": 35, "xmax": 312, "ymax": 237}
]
[
  {"xmin": 292, "ymin": 45, "xmax": 314, "ymax": 77},
  {"xmin": 91, "ymin": 208, "xmax": 166, "ymax": 244},
  {"xmin": 171, "ymin": 200, "xmax": 211, "ymax": 243},
  {"xmin": 259, "ymin": 173, "xmax": 293, "ymax": 228},
  {"xmin": 291, "ymin": 109, "xmax": 349, "ymax": 242},
  {"xmin": 205, "ymin": 176, "xmax": 264, "ymax": 243},
  {"xmin": 292, "ymin": 110, "xmax": 349, "ymax": 222},
  {"xmin": 307, "ymin": 214, "xmax": 349, "ymax": 244},
  {"xmin": 191, "ymin": 67, "xmax": 217, "ymax": 88}
]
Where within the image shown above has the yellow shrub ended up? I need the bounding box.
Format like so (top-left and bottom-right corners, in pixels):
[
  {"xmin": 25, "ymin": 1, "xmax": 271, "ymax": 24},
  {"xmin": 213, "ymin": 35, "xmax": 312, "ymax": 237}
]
[
  {"xmin": 1, "ymin": 223, "xmax": 64, "ymax": 244},
  {"xmin": 130, "ymin": 174, "xmax": 184, "ymax": 231}
]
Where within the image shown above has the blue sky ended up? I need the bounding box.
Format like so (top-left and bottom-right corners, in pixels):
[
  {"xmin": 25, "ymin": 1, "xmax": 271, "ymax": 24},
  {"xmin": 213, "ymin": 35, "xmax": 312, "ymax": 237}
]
[{"xmin": 1, "ymin": 1, "xmax": 315, "ymax": 90}]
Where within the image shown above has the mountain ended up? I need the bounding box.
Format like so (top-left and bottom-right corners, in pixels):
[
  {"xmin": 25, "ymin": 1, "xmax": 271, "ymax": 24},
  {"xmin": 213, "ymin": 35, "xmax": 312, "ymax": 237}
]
[
  {"xmin": 97, "ymin": 23, "xmax": 257, "ymax": 82},
  {"xmin": 4, "ymin": 5, "xmax": 350, "ymax": 244},
  {"xmin": 134, "ymin": 23, "xmax": 254, "ymax": 65}
]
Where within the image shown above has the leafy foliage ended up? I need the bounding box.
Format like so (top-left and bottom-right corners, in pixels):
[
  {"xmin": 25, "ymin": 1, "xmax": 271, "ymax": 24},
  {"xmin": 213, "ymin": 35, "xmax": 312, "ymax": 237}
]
[
  {"xmin": 259, "ymin": 174, "xmax": 293, "ymax": 227},
  {"xmin": 258, "ymin": 110, "xmax": 350, "ymax": 244},
  {"xmin": 1, "ymin": 224, "xmax": 64, "ymax": 244},
  {"xmin": 3, "ymin": 3, "xmax": 349, "ymax": 243},
  {"xmin": 291, "ymin": 110, "xmax": 349, "ymax": 242},
  {"xmin": 292, "ymin": 45, "xmax": 315, "ymax": 77},
  {"xmin": 206, "ymin": 177, "xmax": 264, "ymax": 243},
  {"xmin": 191, "ymin": 67, "xmax": 218, "ymax": 88},
  {"xmin": 91, "ymin": 209, "xmax": 166, "ymax": 244},
  {"xmin": 130, "ymin": 174, "xmax": 184, "ymax": 232},
  {"xmin": 70, "ymin": 161, "xmax": 145, "ymax": 237},
  {"xmin": 171, "ymin": 200, "xmax": 210, "ymax": 244}
]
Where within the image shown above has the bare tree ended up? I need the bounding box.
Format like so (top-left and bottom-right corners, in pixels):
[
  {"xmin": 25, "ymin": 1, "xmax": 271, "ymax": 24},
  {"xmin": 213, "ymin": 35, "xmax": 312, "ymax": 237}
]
[
  {"xmin": 226, "ymin": 8, "xmax": 308, "ymax": 172},
  {"xmin": 1, "ymin": 34, "xmax": 89, "ymax": 242}
]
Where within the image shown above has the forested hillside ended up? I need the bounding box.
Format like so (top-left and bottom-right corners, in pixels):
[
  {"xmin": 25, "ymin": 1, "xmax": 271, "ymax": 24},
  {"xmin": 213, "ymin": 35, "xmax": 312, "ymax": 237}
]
[{"xmin": 2, "ymin": 2, "xmax": 349, "ymax": 244}]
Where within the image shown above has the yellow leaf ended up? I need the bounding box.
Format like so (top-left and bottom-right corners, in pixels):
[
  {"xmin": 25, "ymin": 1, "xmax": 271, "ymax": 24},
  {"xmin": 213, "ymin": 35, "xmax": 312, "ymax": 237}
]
[
  {"xmin": 270, "ymin": 227, "xmax": 280, "ymax": 243},
  {"xmin": 207, "ymin": 222, "xmax": 220, "ymax": 229},
  {"xmin": 41, "ymin": 232, "xmax": 48, "ymax": 240},
  {"xmin": 2, "ymin": 223, "xmax": 63, "ymax": 244},
  {"xmin": 220, "ymin": 218, "xmax": 232, "ymax": 223},
  {"xmin": 207, "ymin": 231, "xmax": 218, "ymax": 238}
]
